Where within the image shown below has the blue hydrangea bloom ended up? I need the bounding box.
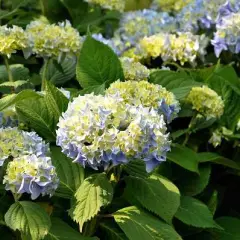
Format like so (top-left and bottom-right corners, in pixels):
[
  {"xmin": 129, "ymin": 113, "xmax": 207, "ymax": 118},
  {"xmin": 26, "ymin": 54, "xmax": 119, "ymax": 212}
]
[
  {"xmin": 0, "ymin": 127, "xmax": 49, "ymax": 166},
  {"xmin": 0, "ymin": 107, "xmax": 18, "ymax": 128},
  {"xmin": 3, "ymin": 154, "xmax": 59, "ymax": 200},
  {"xmin": 56, "ymin": 94, "xmax": 171, "ymax": 172}
]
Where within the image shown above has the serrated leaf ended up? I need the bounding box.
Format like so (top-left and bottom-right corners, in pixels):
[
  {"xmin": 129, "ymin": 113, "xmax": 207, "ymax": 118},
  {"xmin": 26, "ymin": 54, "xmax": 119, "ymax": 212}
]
[
  {"xmin": 167, "ymin": 144, "xmax": 199, "ymax": 173},
  {"xmin": 79, "ymin": 84, "xmax": 106, "ymax": 95},
  {"xmin": 149, "ymin": 70, "xmax": 201, "ymax": 91},
  {"xmin": 76, "ymin": 36, "xmax": 124, "ymax": 89},
  {"xmin": 124, "ymin": 160, "xmax": 149, "ymax": 178},
  {"xmin": 44, "ymin": 218, "xmax": 95, "ymax": 240},
  {"xmin": 44, "ymin": 81, "xmax": 68, "ymax": 123},
  {"xmin": 43, "ymin": 57, "xmax": 76, "ymax": 85},
  {"xmin": 99, "ymin": 220, "xmax": 127, "ymax": 240},
  {"xmin": 175, "ymin": 196, "xmax": 220, "ymax": 229},
  {"xmin": 51, "ymin": 147, "xmax": 84, "ymax": 199},
  {"xmin": 124, "ymin": 174, "xmax": 180, "ymax": 223},
  {"xmin": 0, "ymin": 89, "xmax": 41, "ymax": 111},
  {"xmin": 212, "ymin": 217, "xmax": 240, "ymax": 240},
  {"xmin": 177, "ymin": 164, "xmax": 211, "ymax": 196},
  {"xmin": 0, "ymin": 64, "xmax": 29, "ymax": 83},
  {"xmin": 73, "ymin": 173, "xmax": 113, "ymax": 232},
  {"xmin": 114, "ymin": 206, "xmax": 182, "ymax": 240},
  {"xmin": 0, "ymin": 80, "xmax": 29, "ymax": 89},
  {"xmin": 16, "ymin": 98, "xmax": 56, "ymax": 142},
  {"xmin": 5, "ymin": 201, "xmax": 51, "ymax": 240},
  {"xmin": 198, "ymin": 152, "xmax": 240, "ymax": 170}
]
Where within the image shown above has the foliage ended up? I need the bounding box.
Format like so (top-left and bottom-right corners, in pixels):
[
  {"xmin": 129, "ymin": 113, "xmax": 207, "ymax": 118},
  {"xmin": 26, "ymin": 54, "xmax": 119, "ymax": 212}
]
[{"xmin": 0, "ymin": 0, "xmax": 240, "ymax": 239}]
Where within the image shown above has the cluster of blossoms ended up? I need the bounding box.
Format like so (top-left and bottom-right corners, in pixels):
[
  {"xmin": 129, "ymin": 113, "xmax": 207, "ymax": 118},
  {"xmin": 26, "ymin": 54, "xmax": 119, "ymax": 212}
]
[
  {"xmin": 177, "ymin": 0, "xmax": 240, "ymax": 32},
  {"xmin": 57, "ymin": 92, "xmax": 172, "ymax": 172},
  {"xmin": 120, "ymin": 57, "xmax": 150, "ymax": 81},
  {"xmin": 139, "ymin": 32, "xmax": 208, "ymax": 65},
  {"xmin": 209, "ymin": 127, "xmax": 233, "ymax": 148},
  {"xmin": 117, "ymin": 10, "xmax": 177, "ymax": 45},
  {"xmin": 3, "ymin": 155, "xmax": 59, "ymax": 200},
  {"xmin": 26, "ymin": 20, "xmax": 82, "ymax": 59},
  {"xmin": 186, "ymin": 86, "xmax": 224, "ymax": 119},
  {"xmin": 106, "ymin": 81, "xmax": 180, "ymax": 123},
  {"xmin": 0, "ymin": 25, "xmax": 28, "ymax": 58},
  {"xmin": 83, "ymin": 0, "xmax": 125, "ymax": 12},
  {"xmin": 151, "ymin": 0, "xmax": 193, "ymax": 12},
  {"xmin": 0, "ymin": 107, "xmax": 18, "ymax": 128},
  {"xmin": 212, "ymin": 10, "xmax": 240, "ymax": 57},
  {"xmin": 0, "ymin": 127, "xmax": 58, "ymax": 199}
]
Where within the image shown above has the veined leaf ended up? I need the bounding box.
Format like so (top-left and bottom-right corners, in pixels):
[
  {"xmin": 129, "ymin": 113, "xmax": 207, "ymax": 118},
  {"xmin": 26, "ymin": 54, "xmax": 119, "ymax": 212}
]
[
  {"xmin": 114, "ymin": 206, "xmax": 182, "ymax": 240},
  {"xmin": 99, "ymin": 220, "xmax": 127, "ymax": 240},
  {"xmin": 198, "ymin": 152, "xmax": 240, "ymax": 170},
  {"xmin": 16, "ymin": 98, "xmax": 56, "ymax": 142},
  {"xmin": 212, "ymin": 217, "xmax": 240, "ymax": 240},
  {"xmin": 44, "ymin": 81, "xmax": 68, "ymax": 123},
  {"xmin": 73, "ymin": 173, "xmax": 113, "ymax": 232},
  {"xmin": 44, "ymin": 218, "xmax": 96, "ymax": 240},
  {"xmin": 124, "ymin": 174, "xmax": 180, "ymax": 223},
  {"xmin": 177, "ymin": 164, "xmax": 211, "ymax": 196},
  {"xmin": 0, "ymin": 64, "xmax": 29, "ymax": 82},
  {"xmin": 175, "ymin": 196, "xmax": 220, "ymax": 229},
  {"xmin": 5, "ymin": 201, "xmax": 51, "ymax": 240},
  {"xmin": 0, "ymin": 80, "xmax": 29, "ymax": 89},
  {"xmin": 124, "ymin": 160, "xmax": 149, "ymax": 178},
  {"xmin": 51, "ymin": 147, "xmax": 84, "ymax": 199},
  {"xmin": 167, "ymin": 144, "xmax": 199, "ymax": 173},
  {"xmin": 76, "ymin": 36, "xmax": 124, "ymax": 89},
  {"xmin": 0, "ymin": 89, "xmax": 41, "ymax": 111}
]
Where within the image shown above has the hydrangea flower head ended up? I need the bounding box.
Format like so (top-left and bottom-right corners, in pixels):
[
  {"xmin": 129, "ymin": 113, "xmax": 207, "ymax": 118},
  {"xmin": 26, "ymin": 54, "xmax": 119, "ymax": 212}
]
[
  {"xmin": 26, "ymin": 20, "xmax": 82, "ymax": 58},
  {"xmin": 151, "ymin": 0, "xmax": 193, "ymax": 12},
  {"xmin": 3, "ymin": 154, "xmax": 59, "ymax": 200},
  {"xmin": 84, "ymin": 0, "xmax": 125, "ymax": 12},
  {"xmin": 0, "ymin": 127, "xmax": 49, "ymax": 166},
  {"xmin": 186, "ymin": 86, "xmax": 224, "ymax": 119},
  {"xmin": 118, "ymin": 10, "xmax": 177, "ymax": 45},
  {"xmin": 212, "ymin": 11, "xmax": 240, "ymax": 57},
  {"xmin": 56, "ymin": 94, "xmax": 171, "ymax": 172},
  {"xmin": 120, "ymin": 57, "xmax": 150, "ymax": 81},
  {"xmin": 0, "ymin": 107, "xmax": 18, "ymax": 128},
  {"xmin": 106, "ymin": 81, "xmax": 180, "ymax": 123},
  {"xmin": 0, "ymin": 25, "xmax": 28, "ymax": 57},
  {"xmin": 139, "ymin": 32, "xmax": 208, "ymax": 65}
]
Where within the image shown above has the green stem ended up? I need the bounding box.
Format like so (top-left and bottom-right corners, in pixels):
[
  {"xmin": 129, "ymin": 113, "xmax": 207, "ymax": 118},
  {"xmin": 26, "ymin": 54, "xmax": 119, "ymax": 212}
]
[
  {"xmin": 13, "ymin": 193, "xmax": 22, "ymax": 202},
  {"xmin": 3, "ymin": 56, "xmax": 13, "ymax": 82},
  {"xmin": 39, "ymin": 0, "xmax": 45, "ymax": 16},
  {"xmin": 41, "ymin": 58, "xmax": 50, "ymax": 91}
]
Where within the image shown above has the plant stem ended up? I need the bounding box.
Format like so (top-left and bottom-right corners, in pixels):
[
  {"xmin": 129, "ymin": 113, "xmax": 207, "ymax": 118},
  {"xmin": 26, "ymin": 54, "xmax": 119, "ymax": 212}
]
[
  {"xmin": 3, "ymin": 56, "xmax": 13, "ymax": 82},
  {"xmin": 39, "ymin": 0, "xmax": 45, "ymax": 16},
  {"xmin": 41, "ymin": 58, "xmax": 50, "ymax": 91},
  {"xmin": 13, "ymin": 193, "xmax": 22, "ymax": 202}
]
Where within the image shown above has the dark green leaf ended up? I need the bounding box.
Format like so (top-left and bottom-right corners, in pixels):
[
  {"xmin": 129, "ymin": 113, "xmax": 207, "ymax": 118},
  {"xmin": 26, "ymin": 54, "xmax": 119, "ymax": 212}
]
[
  {"xmin": 124, "ymin": 174, "xmax": 180, "ymax": 223},
  {"xmin": 124, "ymin": 160, "xmax": 149, "ymax": 178},
  {"xmin": 76, "ymin": 36, "xmax": 124, "ymax": 89},
  {"xmin": 175, "ymin": 196, "xmax": 220, "ymax": 229},
  {"xmin": 167, "ymin": 144, "xmax": 199, "ymax": 173},
  {"xmin": 114, "ymin": 206, "xmax": 182, "ymax": 240}
]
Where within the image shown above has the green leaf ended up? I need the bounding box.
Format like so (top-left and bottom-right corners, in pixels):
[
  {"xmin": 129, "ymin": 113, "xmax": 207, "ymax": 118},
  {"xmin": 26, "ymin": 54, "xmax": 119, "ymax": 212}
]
[
  {"xmin": 51, "ymin": 147, "xmax": 84, "ymax": 199},
  {"xmin": 124, "ymin": 174, "xmax": 180, "ymax": 223},
  {"xmin": 0, "ymin": 64, "xmax": 29, "ymax": 83},
  {"xmin": 114, "ymin": 206, "xmax": 182, "ymax": 240},
  {"xmin": 177, "ymin": 164, "xmax": 211, "ymax": 196},
  {"xmin": 0, "ymin": 89, "xmax": 41, "ymax": 111},
  {"xmin": 212, "ymin": 217, "xmax": 240, "ymax": 240},
  {"xmin": 44, "ymin": 218, "xmax": 95, "ymax": 240},
  {"xmin": 43, "ymin": 57, "xmax": 76, "ymax": 85},
  {"xmin": 79, "ymin": 84, "xmax": 106, "ymax": 95},
  {"xmin": 167, "ymin": 144, "xmax": 199, "ymax": 173},
  {"xmin": 76, "ymin": 36, "xmax": 124, "ymax": 89},
  {"xmin": 124, "ymin": 160, "xmax": 149, "ymax": 178},
  {"xmin": 149, "ymin": 70, "xmax": 201, "ymax": 92},
  {"xmin": 99, "ymin": 221, "xmax": 128, "ymax": 240},
  {"xmin": 175, "ymin": 196, "xmax": 220, "ymax": 229},
  {"xmin": 16, "ymin": 98, "xmax": 56, "ymax": 142},
  {"xmin": 5, "ymin": 201, "xmax": 51, "ymax": 240},
  {"xmin": 44, "ymin": 81, "xmax": 68, "ymax": 123},
  {"xmin": 73, "ymin": 173, "xmax": 113, "ymax": 232},
  {"xmin": 198, "ymin": 152, "xmax": 240, "ymax": 170},
  {"xmin": 0, "ymin": 80, "xmax": 29, "ymax": 89}
]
